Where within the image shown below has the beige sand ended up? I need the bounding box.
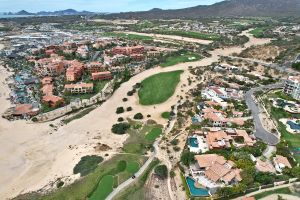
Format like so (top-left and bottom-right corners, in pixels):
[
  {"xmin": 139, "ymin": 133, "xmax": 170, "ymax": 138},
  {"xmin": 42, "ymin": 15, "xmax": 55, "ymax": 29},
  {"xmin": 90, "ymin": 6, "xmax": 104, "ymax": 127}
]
[{"xmin": 0, "ymin": 31, "xmax": 271, "ymax": 199}]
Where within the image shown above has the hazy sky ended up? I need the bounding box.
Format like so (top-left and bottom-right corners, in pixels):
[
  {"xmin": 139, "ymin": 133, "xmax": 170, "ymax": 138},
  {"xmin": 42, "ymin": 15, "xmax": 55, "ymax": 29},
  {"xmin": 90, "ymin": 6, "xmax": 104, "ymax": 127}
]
[{"xmin": 0, "ymin": 0, "xmax": 223, "ymax": 13}]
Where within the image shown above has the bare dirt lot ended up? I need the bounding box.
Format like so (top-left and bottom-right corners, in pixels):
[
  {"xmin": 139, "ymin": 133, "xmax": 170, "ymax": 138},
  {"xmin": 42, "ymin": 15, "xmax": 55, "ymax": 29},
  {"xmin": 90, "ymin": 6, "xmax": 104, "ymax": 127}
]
[{"xmin": 240, "ymin": 45, "xmax": 284, "ymax": 62}]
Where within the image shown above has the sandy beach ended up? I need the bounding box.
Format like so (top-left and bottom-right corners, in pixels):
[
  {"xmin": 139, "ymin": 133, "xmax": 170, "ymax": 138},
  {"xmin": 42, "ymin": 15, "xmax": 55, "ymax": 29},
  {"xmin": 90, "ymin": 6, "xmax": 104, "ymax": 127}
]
[{"xmin": 0, "ymin": 32, "xmax": 271, "ymax": 199}]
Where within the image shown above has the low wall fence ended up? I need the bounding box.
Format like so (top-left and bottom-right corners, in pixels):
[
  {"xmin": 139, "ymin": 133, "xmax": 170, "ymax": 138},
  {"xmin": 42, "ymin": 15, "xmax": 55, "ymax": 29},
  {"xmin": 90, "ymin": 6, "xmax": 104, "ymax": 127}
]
[{"xmin": 34, "ymin": 81, "xmax": 114, "ymax": 122}]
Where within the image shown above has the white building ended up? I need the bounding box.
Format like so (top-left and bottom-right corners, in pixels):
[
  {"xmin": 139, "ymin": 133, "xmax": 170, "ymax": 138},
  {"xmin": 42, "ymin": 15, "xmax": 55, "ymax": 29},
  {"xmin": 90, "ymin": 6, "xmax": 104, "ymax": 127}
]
[{"xmin": 284, "ymin": 76, "xmax": 300, "ymax": 100}]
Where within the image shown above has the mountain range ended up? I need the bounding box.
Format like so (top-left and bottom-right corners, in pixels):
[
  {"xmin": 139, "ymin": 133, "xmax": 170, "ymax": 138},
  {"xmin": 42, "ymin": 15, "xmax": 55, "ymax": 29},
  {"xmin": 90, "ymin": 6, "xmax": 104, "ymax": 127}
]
[
  {"xmin": 5, "ymin": 9, "xmax": 94, "ymax": 16},
  {"xmin": 4, "ymin": 0, "xmax": 300, "ymax": 18},
  {"xmin": 104, "ymin": 0, "xmax": 300, "ymax": 19}
]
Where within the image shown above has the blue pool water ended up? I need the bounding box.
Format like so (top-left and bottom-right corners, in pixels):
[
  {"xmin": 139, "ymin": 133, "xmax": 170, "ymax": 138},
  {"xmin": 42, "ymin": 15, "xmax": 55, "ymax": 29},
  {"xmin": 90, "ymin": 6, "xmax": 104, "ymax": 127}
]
[
  {"xmin": 189, "ymin": 137, "xmax": 199, "ymax": 148},
  {"xmin": 287, "ymin": 121, "xmax": 300, "ymax": 130},
  {"xmin": 186, "ymin": 177, "xmax": 209, "ymax": 197},
  {"xmin": 277, "ymin": 99, "xmax": 295, "ymax": 108}
]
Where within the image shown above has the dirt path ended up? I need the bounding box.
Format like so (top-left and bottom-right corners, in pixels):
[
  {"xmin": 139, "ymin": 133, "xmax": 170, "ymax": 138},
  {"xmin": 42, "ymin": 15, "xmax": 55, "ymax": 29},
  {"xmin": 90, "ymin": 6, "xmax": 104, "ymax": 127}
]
[{"xmin": 0, "ymin": 30, "xmax": 271, "ymax": 199}]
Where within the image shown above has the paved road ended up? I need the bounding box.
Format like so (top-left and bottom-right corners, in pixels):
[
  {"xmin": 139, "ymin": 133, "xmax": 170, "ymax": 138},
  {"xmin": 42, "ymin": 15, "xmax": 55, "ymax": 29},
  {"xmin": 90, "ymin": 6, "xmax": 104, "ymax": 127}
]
[
  {"xmin": 105, "ymin": 141, "xmax": 158, "ymax": 200},
  {"xmin": 245, "ymin": 83, "xmax": 283, "ymax": 145},
  {"xmin": 233, "ymin": 181, "xmax": 299, "ymax": 200}
]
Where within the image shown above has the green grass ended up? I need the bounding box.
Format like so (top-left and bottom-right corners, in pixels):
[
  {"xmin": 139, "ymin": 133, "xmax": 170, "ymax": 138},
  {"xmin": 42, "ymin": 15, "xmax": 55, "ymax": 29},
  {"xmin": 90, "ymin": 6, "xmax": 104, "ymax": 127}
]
[
  {"xmin": 274, "ymin": 91, "xmax": 297, "ymax": 102},
  {"xmin": 38, "ymin": 154, "xmax": 145, "ymax": 200},
  {"xmin": 114, "ymin": 159, "xmax": 160, "ymax": 200},
  {"xmin": 145, "ymin": 127, "xmax": 163, "ymax": 142},
  {"xmin": 126, "ymin": 161, "xmax": 140, "ymax": 174},
  {"xmin": 89, "ymin": 175, "xmax": 114, "ymax": 200},
  {"xmin": 254, "ymin": 187, "xmax": 292, "ymax": 199},
  {"xmin": 161, "ymin": 112, "xmax": 170, "ymax": 119},
  {"xmin": 152, "ymin": 30, "xmax": 221, "ymax": 41},
  {"xmin": 250, "ymin": 28, "xmax": 266, "ymax": 38},
  {"xmin": 117, "ymin": 160, "xmax": 127, "ymax": 172},
  {"xmin": 63, "ymin": 107, "xmax": 96, "ymax": 124},
  {"xmin": 103, "ymin": 32, "xmax": 153, "ymax": 41},
  {"xmin": 138, "ymin": 70, "xmax": 183, "ymax": 105},
  {"xmin": 160, "ymin": 52, "xmax": 202, "ymax": 67},
  {"xmin": 123, "ymin": 121, "xmax": 163, "ymax": 154}
]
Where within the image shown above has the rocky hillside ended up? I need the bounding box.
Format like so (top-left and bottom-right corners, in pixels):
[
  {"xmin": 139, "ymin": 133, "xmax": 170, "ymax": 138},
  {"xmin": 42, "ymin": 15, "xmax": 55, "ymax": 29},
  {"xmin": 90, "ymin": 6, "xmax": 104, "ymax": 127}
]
[{"xmin": 103, "ymin": 0, "xmax": 300, "ymax": 19}]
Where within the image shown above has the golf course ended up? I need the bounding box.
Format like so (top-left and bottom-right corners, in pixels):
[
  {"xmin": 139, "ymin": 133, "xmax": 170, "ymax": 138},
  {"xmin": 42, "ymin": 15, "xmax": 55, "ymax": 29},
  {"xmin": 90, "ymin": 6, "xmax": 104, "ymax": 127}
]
[{"xmin": 138, "ymin": 70, "xmax": 183, "ymax": 105}]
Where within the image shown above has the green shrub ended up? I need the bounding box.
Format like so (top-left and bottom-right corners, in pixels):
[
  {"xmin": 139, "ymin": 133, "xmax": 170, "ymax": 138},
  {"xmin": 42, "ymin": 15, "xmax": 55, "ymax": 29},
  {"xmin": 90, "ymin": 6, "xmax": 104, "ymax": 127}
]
[
  {"xmin": 116, "ymin": 107, "xmax": 125, "ymax": 114},
  {"xmin": 154, "ymin": 165, "xmax": 168, "ymax": 179},
  {"xmin": 171, "ymin": 139, "xmax": 179, "ymax": 145},
  {"xmin": 118, "ymin": 117, "xmax": 124, "ymax": 122},
  {"xmin": 56, "ymin": 181, "xmax": 64, "ymax": 188},
  {"xmin": 134, "ymin": 113, "xmax": 144, "ymax": 120},
  {"xmin": 111, "ymin": 123, "xmax": 130, "ymax": 134},
  {"xmin": 117, "ymin": 160, "xmax": 127, "ymax": 172},
  {"xmin": 73, "ymin": 155, "xmax": 103, "ymax": 176}
]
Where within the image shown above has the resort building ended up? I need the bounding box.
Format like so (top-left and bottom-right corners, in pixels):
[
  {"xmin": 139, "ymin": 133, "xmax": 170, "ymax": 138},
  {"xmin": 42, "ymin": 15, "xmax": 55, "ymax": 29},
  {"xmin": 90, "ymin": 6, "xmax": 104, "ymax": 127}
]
[
  {"xmin": 66, "ymin": 61, "xmax": 85, "ymax": 82},
  {"xmin": 86, "ymin": 62, "xmax": 105, "ymax": 73},
  {"xmin": 65, "ymin": 83, "xmax": 94, "ymax": 94},
  {"xmin": 112, "ymin": 45, "xmax": 144, "ymax": 55},
  {"xmin": 92, "ymin": 71, "xmax": 112, "ymax": 81},
  {"xmin": 284, "ymin": 76, "xmax": 300, "ymax": 100},
  {"xmin": 147, "ymin": 50, "xmax": 161, "ymax": 57},
  {"xmin": 191, "ymin": 154, "xmax": 242, "ymax": 186},
  {"xmin": 130, "ymin": 53, "xmax": 144, "ymax": 61},
  {"xmin": 273, "ymin": 155, "xmax": 292, "ymax": 173}
]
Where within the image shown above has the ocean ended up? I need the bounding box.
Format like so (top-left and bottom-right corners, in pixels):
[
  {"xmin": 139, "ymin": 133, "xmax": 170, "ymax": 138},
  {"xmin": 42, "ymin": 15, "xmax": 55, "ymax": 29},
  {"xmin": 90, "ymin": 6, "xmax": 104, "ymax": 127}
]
[{"xmin": 0, "ymin": 14, "xmax": 33, "ymax": 19}]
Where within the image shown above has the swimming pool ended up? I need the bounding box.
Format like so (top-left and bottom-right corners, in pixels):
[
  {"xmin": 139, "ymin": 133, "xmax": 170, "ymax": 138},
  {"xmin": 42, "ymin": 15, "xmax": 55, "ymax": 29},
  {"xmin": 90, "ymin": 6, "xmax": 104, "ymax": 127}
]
[
  {"xmin": 189, "ymin": 137, "xmax": 199, "ymax": 148},
  {"xmin": 186, "ymin": 177, "xmax": 209, "ymax": 197},
  {"xmin": 277, "ymin": 99, "xmax": 295, "ymax": 108},
  {"xmin": 287, "ymin": 121, "xmax": 300, "ymax": 130}
]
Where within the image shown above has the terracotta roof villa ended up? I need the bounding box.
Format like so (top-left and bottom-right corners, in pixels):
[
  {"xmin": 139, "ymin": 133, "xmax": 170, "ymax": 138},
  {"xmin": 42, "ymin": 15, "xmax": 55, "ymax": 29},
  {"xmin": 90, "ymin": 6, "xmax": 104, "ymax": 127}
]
[
  {"xmin": 194, "ymin": 154, "xmax": 242, "ymax": 185},
  {"xmin": 206, "ymin": 131, "xmax": 232, "ymax": 149},
  {"xmin": 273, "ymin": 155, "xmax": 292, "ymax": 173},
  {"xmin": 204, "ymin": 128, "xmax": 255, "ymax": 149},
  {"xmin": 255, "ymin": 159, "xmax": 276, "ymax": 173},
  {"xmin": 42, "ymin": 95, "xmax": 65, "ymax": 108}
]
